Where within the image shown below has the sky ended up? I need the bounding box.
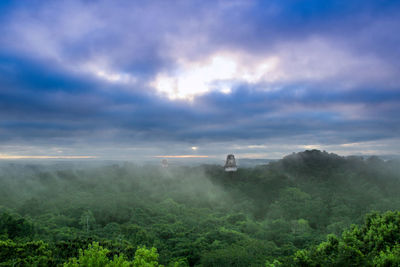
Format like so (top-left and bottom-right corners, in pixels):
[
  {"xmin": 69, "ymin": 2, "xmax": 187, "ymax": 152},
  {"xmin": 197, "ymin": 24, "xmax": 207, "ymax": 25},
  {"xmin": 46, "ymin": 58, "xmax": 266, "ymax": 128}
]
[{"xmin": 0, "ymin": 0, "xmax": 399, "ymax": 161}]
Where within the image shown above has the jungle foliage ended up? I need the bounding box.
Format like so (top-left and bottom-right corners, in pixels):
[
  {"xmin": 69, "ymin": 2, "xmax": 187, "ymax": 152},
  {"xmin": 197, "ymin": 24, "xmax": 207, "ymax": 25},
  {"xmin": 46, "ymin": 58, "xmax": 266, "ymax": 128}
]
[{"xmin": 0, "ymin": 150, "xmax": 400, "ymax": 266}]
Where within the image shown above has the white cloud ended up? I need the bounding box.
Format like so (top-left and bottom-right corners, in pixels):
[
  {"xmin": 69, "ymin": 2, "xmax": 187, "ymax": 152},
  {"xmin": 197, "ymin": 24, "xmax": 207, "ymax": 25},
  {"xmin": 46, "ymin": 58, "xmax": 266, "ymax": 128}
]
[
  {"xmin": 151, "ymin": 53, "xmax": 279, "ymax": 100},
  {"xmin": 151, "ymin": 37, "xmax": 395, "ymax": 100}
]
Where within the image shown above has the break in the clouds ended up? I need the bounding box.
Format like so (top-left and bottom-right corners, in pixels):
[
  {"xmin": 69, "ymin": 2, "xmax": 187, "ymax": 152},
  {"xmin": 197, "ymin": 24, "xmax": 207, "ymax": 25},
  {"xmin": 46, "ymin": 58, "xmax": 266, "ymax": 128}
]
[{"xmin": 0, "ymin": 0, "xmax": 399, "ymax": 159}]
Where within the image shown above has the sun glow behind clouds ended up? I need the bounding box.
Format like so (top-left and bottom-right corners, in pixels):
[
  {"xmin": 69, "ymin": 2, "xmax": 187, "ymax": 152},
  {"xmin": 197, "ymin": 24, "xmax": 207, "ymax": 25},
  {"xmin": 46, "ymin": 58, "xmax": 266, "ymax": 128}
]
[{"xmin": 152, "ymin": 54, "xmax": 279, "ymax": 100}]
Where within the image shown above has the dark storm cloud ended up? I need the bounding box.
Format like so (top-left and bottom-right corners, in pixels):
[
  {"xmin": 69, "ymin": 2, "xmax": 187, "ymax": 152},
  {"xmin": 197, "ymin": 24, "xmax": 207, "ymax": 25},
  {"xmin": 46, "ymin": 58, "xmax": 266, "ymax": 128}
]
[{"xmin": 0, "ymin": 0, "xmax": 399, "ymax": 157}]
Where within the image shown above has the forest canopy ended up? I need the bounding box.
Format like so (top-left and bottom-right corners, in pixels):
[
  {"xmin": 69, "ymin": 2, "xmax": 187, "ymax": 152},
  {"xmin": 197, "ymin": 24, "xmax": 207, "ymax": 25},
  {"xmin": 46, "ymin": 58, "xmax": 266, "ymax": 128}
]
[{"xmin": 0, "ymin": 150, "xmax": 400, "ymax": 266}]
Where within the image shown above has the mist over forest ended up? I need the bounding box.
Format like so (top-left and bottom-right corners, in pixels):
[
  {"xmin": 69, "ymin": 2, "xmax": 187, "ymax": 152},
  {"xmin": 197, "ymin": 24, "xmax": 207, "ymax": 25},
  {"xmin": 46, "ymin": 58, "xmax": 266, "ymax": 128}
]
[
  {"xmin": 1, "ymin": 0, "xmax": 400, "ymax": 265},
  {"xmin": 1, "ymin": 150, "xmax": 400, "ymax": 266}
]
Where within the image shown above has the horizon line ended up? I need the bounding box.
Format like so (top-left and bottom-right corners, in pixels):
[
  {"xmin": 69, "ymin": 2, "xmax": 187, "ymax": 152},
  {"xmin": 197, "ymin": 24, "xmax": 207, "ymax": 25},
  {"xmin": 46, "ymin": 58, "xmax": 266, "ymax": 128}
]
[
  {"xmin": 0, "ymin": 155, "xmax": 97, "ymax": 159},
  {"xmin": 153, "ymin": 155, "xmax": 211, "ymax": 158}
]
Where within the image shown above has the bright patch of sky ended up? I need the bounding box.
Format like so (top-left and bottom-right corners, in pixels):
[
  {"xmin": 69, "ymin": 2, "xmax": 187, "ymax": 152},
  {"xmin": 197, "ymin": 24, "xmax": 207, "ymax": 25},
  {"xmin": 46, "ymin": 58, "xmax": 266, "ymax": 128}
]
[{"xmin": 152, "ymin": 53, "xmax": 279, "ymax": 100}]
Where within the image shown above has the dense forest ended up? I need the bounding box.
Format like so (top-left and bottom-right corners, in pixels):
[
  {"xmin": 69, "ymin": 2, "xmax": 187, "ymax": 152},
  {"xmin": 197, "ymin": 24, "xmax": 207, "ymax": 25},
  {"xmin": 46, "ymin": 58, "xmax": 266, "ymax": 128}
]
[{"xmin": 1, "ymin": 150, "xmax": 400, "ymax": 266}]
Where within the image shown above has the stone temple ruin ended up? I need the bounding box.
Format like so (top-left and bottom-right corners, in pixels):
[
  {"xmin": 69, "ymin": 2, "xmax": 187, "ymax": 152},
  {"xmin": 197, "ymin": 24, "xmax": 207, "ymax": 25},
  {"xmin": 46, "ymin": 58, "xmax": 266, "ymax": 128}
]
[{"xmin": 224, "ymin": 154, "xmax": 237, "ymax": 172}]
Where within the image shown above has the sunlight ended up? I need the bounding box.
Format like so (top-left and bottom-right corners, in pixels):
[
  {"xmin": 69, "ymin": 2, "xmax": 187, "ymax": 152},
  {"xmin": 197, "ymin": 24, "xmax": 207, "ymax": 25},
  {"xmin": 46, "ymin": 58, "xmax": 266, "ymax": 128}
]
[{"xmin": 152, "ymin": 53, "xmax": 279, "ymax": 100}]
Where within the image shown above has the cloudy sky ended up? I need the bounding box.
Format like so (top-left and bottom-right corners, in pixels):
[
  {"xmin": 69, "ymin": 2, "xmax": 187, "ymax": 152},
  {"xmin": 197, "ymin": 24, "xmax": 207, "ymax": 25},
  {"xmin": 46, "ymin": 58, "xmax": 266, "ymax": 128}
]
[{"xmin": 0, "ymin": 0, "xmax": 399, "ymax": 160}]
